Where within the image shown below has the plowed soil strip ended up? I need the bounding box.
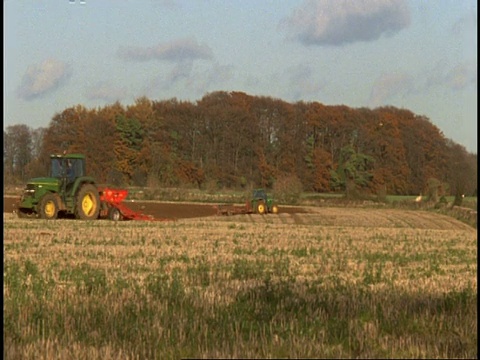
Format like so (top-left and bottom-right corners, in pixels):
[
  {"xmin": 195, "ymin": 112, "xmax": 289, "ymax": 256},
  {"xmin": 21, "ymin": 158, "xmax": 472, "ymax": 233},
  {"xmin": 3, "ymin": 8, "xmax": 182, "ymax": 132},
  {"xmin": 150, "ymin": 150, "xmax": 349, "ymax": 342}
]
[{"xmin": 4, "ymin": 196, "xmax": 473, "ymax": 230}]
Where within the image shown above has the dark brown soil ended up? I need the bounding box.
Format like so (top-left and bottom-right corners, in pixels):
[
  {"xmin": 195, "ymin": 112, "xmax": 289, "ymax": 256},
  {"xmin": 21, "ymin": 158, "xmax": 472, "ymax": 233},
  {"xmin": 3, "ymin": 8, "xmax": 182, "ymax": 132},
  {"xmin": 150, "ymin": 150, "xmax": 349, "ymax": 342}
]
[
  {"xmin": 3, "ymin": 196, "xmax": 305, "ymax": 220},
  {"xmin": 4, "ymin": 197, "xmax": 20, "ymax": 214}
]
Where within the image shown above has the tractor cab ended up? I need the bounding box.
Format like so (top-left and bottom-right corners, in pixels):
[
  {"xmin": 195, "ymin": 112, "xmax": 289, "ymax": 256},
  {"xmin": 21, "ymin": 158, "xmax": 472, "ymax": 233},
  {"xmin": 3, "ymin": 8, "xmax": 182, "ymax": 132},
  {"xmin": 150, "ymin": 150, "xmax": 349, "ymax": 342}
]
[
  {"xmin": 253, "ymin": 188, "xmax": 268, "ymax": 202},
  {"xmin": 51, "ymin": 154, "xmax": 86, "ymax": 183}
]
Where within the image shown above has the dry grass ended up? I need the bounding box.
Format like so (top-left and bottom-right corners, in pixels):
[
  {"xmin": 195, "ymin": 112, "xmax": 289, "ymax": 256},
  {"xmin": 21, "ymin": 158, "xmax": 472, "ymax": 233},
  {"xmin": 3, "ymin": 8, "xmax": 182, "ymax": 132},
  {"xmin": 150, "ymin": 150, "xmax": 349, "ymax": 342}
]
[{"xmin": 3, "ymin": 209, "xmax": 477, "ymax": 359}]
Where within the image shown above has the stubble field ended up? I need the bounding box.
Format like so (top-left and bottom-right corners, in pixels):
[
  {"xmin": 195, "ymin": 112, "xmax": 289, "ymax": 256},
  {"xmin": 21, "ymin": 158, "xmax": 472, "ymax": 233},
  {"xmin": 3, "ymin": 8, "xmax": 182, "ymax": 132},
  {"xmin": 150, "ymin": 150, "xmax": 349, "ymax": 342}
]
[{"xmin": 3, "ymin": 201, "xmax": 477, "ymax": 359}]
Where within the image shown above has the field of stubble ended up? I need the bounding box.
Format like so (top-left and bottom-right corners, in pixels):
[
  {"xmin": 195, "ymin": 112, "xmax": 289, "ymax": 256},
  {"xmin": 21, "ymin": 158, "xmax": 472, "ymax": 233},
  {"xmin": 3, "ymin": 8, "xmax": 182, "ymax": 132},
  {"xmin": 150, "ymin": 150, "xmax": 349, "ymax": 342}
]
[{"xmin": 3, "ymin": 206, "xmax": 477, "ymax": 359}]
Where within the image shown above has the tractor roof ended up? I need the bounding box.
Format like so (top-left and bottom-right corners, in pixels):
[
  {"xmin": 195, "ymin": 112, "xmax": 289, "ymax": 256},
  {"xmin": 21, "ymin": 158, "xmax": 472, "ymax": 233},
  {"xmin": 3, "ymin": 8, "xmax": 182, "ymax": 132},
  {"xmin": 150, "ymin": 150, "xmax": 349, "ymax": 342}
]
[{"xmin": 253, "ymin": 188, "xmax": 267, "ymax": 197}]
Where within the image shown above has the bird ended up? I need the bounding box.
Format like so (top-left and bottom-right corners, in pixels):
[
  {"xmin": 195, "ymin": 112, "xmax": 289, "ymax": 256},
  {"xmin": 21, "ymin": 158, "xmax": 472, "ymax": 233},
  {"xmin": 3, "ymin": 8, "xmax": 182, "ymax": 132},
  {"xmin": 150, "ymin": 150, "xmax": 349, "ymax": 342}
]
[{"xmin": 415, "ymin": 194, "xmax": 422, "ymax": 202}]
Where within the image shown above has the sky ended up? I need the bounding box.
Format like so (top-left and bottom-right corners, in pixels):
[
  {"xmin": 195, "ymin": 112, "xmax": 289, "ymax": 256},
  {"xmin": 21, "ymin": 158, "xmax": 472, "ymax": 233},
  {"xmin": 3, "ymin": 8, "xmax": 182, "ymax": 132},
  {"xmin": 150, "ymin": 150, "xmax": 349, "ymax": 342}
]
[{"xmin": 4, "ymin": 0, "xmax": 478, "ymax": 153}]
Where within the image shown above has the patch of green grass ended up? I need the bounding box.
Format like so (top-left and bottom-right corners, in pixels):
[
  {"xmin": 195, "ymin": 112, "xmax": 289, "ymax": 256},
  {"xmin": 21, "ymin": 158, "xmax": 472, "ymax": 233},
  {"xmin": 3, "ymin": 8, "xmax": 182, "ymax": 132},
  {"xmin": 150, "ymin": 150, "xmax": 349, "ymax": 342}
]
[
  {"xmin": 230, "ymin": 259, "xmax": 267, "ymax": 280},
  {"xmin": 59, "ymin": 263, "xmax": 108, "ymax": 295}
]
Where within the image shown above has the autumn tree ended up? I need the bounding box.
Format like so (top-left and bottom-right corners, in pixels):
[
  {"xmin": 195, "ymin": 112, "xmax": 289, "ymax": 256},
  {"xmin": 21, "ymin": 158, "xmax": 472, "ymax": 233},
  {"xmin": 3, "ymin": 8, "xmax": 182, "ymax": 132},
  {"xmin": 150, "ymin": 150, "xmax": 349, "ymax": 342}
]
[
  {"xmin": 395, "ymin": 110, "xmax": 449, "ymax": 194},
  {"xmin": 301, "ymin": 101, "xmax": 332, "ymax": 191},
  {"xmin": 275, "ymin": 101, "xmax": 306, "ymax": 177},
  {"xmin": 4, "ymin": 124, "xmax": 33, "ymax": 183},
  {"xmin": 125, "ymin": 97, "xmax": 164, "ymax": 186},
  {"xmin": 445, "ymin": 140, "xmax": 477, "ymax": 205},
  {"xmin": 149, "ymin": 98, "xmax": 206, "ymax": 187},
  {"xmin": 330, "ymin": 145, "xmax": 375, "ymax": 198},
  {"xmin": 114, "ymin": 114, "xmax": 144, "ymax": 185},
  {"xmin": 41, "ymin": 105, "xmax": 88, "ymax": 157},
  {"xmin": 225, "ymin": 92, "xmax": 258, "ymax": 186},
  {"xmin": 83, "ymin": 108, "xmax": 118, "ymax": 183},
  {"xmin": 197, "ymin": 91, "xmax": 258, "ymax": 187},
  {"xmin": 8, "ymin": 91, "xmax": 474, "ymax": 195},
  {"xmin": 23, "ymin": 127, "xmax": 48, "ymax": 180},
  {"xmin": 364, "ymin": 108, "xmax": 410, "ymax": 194},
  {"xmin": 309, "ymin": 146, "xmax": 333, "ymax": 192}
]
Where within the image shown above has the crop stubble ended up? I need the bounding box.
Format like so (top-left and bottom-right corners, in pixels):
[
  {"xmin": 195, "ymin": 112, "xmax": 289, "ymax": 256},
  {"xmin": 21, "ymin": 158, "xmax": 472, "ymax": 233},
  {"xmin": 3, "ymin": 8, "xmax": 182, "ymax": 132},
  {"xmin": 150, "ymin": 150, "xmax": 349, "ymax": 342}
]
[
  {"xmin": 4, "ymin": 206, "xmax": 476, "ymax": 292},
  {"xmin": 3, "ymin": 205, "xmax": 477, "ymax": 359}
]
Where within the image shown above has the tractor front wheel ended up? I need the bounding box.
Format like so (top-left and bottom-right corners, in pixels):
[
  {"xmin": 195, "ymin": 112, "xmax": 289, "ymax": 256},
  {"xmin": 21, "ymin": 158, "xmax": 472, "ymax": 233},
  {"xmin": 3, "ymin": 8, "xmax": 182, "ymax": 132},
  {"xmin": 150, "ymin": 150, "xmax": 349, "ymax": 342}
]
[
  {"xmin": 39, "ymin": 193, "xmax": 59, "ymax": 220},
  {"xmin": 256, "ymin": 201, "xmax": 266, "ymax": 214},
  {"xmin": 75, "ymin": 184, "xmax": 100, "ymax": 220},
  {"xmin": 271, "ymin": 204, "xmax": 279, "ymax": 214}
]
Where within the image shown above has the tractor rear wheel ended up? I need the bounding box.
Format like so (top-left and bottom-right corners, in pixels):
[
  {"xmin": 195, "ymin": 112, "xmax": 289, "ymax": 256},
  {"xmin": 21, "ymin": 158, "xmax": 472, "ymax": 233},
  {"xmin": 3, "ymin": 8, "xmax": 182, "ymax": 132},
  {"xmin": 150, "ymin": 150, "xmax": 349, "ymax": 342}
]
[
  {"xmin": 271, "ymin": 204, "xmax": 279, "ymax": 214},
  {"xmin": 256, "ymin": 201, "xmax": 266, "ymax": 214},
  {"xmin": 39, "ymin": 193, "xmax": 59, "ymax": 220},
  {"xmin": 75, "ymin": 184, "xmax": 100, "ymax": 220}
]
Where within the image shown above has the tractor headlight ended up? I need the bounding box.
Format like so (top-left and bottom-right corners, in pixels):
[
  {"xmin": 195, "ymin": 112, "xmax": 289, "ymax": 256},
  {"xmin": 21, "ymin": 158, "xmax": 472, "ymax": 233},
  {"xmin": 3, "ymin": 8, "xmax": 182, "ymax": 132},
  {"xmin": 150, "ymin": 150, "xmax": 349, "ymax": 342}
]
[{"xmin": 23, "ymin": 185, "xmax": 36, "ymax": 198}]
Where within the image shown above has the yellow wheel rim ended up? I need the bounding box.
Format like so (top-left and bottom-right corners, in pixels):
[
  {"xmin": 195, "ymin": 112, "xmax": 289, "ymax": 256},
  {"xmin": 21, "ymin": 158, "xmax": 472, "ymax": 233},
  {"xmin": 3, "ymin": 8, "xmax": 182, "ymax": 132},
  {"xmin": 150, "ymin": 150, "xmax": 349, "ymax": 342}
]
[
  {"xmin": 272, "ymin": 206, "xmax": 278, "ymax": 214},
  {"xmin": 45, "ymin": 201, "xmax": 55, "ymax": 218},
  {"xmin": 82, "ymin": 193, "xmax": 96, "ymax": 215},
  {"xmin": 258, "ymin": 204, "xmax": 265, "ymax": 214}
]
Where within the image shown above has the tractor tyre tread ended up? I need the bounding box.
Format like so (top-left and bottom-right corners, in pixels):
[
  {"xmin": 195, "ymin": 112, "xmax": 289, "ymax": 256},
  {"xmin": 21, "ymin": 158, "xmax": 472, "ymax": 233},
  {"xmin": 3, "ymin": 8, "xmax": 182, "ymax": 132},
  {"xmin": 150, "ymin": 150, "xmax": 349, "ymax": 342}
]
[
  {"xmin": 75, "ymin": 184, "xmax": 101, "ymax": 220},
  {"xmin": 39, "ymin": 193, "xmax": 59, "ymax": 220}
]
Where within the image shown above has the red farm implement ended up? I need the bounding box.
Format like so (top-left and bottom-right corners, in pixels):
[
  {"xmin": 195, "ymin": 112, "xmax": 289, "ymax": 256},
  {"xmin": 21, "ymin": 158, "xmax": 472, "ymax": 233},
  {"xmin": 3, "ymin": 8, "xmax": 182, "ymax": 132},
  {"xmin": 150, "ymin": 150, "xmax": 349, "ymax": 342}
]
[{"xmin": 98, "ymin": 187, "xmax": 171, "ymax": 221}]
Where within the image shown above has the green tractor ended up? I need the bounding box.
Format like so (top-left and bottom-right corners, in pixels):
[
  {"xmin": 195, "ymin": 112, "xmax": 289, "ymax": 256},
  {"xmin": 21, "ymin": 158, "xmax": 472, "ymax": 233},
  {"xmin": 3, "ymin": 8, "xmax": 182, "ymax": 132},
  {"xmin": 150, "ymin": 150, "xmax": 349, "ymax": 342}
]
[
  {"xmin": 17, "ymin": 153, "xmax": 101, "ymax": 220},
  {"xmin": 249, "ymin": 188, "xmax": 279, "ymax": 214}
]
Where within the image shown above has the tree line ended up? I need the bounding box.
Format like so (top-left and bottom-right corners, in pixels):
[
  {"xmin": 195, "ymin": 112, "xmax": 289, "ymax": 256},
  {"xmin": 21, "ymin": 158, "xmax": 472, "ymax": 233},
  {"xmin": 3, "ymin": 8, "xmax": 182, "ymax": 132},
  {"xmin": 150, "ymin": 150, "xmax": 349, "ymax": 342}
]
[{"xmin": 4, "ymin": 91, "xmax": 477, "ymax": 197}]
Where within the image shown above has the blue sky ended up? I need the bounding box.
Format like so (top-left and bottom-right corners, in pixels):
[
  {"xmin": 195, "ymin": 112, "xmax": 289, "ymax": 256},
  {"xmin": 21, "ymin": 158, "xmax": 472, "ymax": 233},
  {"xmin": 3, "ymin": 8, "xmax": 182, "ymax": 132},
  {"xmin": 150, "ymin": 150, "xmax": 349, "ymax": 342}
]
[{"xmin": 4, "ymin": 0, "xmax": 477, "ymax": 153}]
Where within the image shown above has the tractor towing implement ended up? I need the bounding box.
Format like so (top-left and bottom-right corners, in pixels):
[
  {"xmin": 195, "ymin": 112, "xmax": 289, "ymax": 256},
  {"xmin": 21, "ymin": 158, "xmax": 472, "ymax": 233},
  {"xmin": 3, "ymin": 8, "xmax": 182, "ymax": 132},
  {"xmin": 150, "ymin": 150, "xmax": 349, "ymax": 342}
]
[
  {"xmin": 98, "ymin": 187, "xmax": 171, "ymax": 221},
  {"xmin": 215, "ymin": 188, "xmax": 279, "ymax": 216},
  {"xmin": 16, "ymin": 153, "xmax": 170, "ymax": 221}
]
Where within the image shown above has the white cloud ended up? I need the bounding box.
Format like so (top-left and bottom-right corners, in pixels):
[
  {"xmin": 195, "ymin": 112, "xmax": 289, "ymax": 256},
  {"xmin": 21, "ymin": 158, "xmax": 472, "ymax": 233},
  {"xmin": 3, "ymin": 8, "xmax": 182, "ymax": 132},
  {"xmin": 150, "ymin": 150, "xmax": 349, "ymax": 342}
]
[
  {"xmin": 203, "ymin": 63, "xmax": 235, "ymax": 87},
  {"xmin": 286, "ymin": 64, "xmax": 325, "ymax": 100},
  {"xmin": 368, "ymin": 72, "xmax": 414, "ymax": 107},
  {"xmin": 167, "ymin": 62, "xmax": 194, "ymax": 84},
  {"xmin": 283, "ymin": 0, "xmax": 411, "ymax": 46},
  {"xmin": 452, "ymin": 10, "xmax": 477, "ymax": 36},
  {"xmin": 424, "ymin": 61, "xmax": 477, "ymax": 92},
  {"xmin": 84, "ymin": 83, "xmax": 127, "ymax": 102},
  {"xmin": 143, "ymin": 61, "xmax": 234, "ymax": 98},
  {"xmin": 118, "ymin": 38, "xmax": 214, "ymax": 62},
  {"xmin": 368, "ymin": 61, "xmax": 477, "ymax": 109},
  {"xmin": 17, "ymin": 59, "xmax": 72, "ymax": 100},
  {"xmin": 446, "ymin": 62, "xmax": 477, "ymax": 90}
]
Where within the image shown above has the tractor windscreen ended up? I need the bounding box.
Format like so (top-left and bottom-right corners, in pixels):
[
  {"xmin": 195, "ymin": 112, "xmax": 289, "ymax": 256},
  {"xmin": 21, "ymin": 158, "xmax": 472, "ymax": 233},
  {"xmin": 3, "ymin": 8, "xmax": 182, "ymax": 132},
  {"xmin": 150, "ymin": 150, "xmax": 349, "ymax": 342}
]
[
  {"xmin": 68, "ymin": 159, "xmax": 85, "ymax": 178},
  {"xmin": 51, "ymin": 158, "xmax": 63, "ymax": 178},
  {"xmin": 253, "ymin": 189, "xmax": 267, "ymax": 200},
  {"xmin": 51, "ymin": 157, "xmax": 86, "ymax": 179}
]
